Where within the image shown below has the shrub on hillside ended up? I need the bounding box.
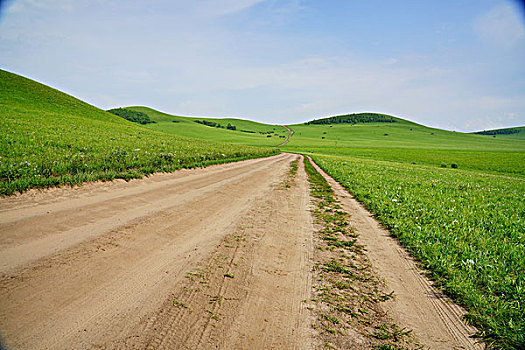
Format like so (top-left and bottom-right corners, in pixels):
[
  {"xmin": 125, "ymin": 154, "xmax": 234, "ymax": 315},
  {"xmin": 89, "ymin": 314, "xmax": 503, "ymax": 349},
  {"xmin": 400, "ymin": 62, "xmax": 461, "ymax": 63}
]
[{"xmin": 107, "ymin": 108, "xmax": 156, "ymax": 125}]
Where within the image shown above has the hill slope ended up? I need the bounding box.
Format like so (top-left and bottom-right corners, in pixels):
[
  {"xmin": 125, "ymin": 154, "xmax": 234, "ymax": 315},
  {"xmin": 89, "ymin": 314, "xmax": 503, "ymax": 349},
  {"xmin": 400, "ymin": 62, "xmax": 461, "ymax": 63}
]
[
  {"xmin": 283, "ymin": 114, "xmax": 525, "ymax": 176},
  {"xmin": 472, "ymin": 126, "xmax": 525, "ymax": 140},
  {"xmin": 122, "ymin": 106, "xmax": 290, "ymax": 147},
  {"xmin": 0, "ymin": 70, "xmax": 276, "ymax": 195}
]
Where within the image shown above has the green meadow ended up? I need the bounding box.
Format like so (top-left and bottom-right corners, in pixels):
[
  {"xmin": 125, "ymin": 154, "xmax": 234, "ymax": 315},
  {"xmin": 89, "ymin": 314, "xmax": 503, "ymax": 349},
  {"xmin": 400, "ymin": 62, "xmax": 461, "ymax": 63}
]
[
  {"xmin": 0, "ymin": 70, "xmax": 276, "ymax": 195},
  {"xmin": 310, "ymin": 154, "xmax": 524, "ymax": 348},
  {"xmin": 1, "ymin": 69, "xmax": 524, "ymax": 348},
  {"xmin": 126, "ymin": 106, "xmax": 290, "ymax": 147},
  {"xmin": 283, "ymin": 121, "xmax": 525, "ymax": 176},
  {"xmin": 282, "ymin": 117, "xmax": 524, "ymax": 348}
]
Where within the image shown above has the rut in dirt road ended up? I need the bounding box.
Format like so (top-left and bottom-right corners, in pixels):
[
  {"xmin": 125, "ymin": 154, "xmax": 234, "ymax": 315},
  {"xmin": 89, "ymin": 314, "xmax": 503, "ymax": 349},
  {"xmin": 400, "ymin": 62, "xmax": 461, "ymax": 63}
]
[{"xmin": 0, "ymin": 153, "xmax": 314, "ymax": 350}]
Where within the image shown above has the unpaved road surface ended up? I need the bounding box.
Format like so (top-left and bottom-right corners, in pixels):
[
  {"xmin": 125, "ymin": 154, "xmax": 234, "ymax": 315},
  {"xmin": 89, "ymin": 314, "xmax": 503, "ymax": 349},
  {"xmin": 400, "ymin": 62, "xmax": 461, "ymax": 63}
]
[
  {"xmin": 0, "ymin": 153, "xmax": 314, "ymax": 350},
  {"xmin": 277, "ymin": 125, "xmax": 294, "ymax": 147},
  {"xmin": 1, "ymin": 153, "xmax": 479, "ymax": 349}
]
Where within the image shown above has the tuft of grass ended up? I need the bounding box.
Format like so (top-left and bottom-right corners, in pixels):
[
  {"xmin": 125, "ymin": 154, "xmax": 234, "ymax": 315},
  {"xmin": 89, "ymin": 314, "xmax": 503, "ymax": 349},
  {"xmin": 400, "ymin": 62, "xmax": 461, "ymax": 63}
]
[{"xmin": 172, "ymin": 300, "xmax": 190, "ymax": 309}]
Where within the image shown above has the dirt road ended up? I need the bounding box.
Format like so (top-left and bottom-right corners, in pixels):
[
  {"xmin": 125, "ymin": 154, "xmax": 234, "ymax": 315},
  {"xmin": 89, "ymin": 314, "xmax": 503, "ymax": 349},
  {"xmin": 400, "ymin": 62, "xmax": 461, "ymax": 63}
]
[
  {"xmin": 0, "ymin": 153, "xmax": 314, "ymax": 350},
  {"xmin": 277, "ymin": 125, "xmax": 294, "ymax": 147},
  {"xmin": 1, "ymin": 153, "xmax": 479, "ymax": 349}
]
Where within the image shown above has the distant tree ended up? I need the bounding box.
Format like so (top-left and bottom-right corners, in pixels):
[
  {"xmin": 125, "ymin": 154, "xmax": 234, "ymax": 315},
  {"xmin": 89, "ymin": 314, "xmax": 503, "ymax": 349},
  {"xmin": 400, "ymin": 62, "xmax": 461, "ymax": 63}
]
[
  {"xmin": 305, "ymin": 113, "xmax": 396, "ymax": 125},
  {"xmin": 107, "ymin": 108, "xmax": 156, "ymax": 125},
  {"xmin": 474, "ymin": 129, "xmax": 520, "ymax": 136}
]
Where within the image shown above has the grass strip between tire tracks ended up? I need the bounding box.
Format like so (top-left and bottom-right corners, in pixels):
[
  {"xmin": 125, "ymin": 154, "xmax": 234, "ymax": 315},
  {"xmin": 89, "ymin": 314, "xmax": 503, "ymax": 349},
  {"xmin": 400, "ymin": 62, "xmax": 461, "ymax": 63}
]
[{"xmin": 304, "ymin": 156, "xmax": 418, "ymax": 349}]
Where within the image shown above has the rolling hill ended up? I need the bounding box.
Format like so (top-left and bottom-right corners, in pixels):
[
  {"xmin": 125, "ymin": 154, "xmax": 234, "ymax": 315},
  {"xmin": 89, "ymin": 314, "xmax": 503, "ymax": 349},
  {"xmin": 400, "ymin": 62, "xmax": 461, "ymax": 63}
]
[
  {"xmin": 472, "ymin": 126, "xmax": 525, "ymax": 140},
  {"xmin": 0, "ymin": 70, "xmax": 276, "ymax": 195},
  {"xmin": 119, "ymin": 106, "xmax": 290, "ymax": 147},
  {"xmin": 282, "ymin": 114, "xmax": 525, "ymax": 176}
]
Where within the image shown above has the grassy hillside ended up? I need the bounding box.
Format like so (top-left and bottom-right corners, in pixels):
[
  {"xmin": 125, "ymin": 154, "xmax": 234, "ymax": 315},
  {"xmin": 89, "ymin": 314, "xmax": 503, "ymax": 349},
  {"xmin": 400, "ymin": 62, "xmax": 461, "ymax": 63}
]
[
  {"xmin": 124, "ymin": 106, "xmax": 290, "ymax": 147},
  {"xmin": 0, "ymin": 70, "xmax": 277, "ymax": 195},
  {"xmin": 286, "ymin": 114, "xmax": 524, "ymax": 348},
  {"xmin": 472, "ymin": 126, "xmax": 525, "ymax": 140},
  {"xmin": 283, "ymin": 118, "xmax": 525, "ymax": 176}
]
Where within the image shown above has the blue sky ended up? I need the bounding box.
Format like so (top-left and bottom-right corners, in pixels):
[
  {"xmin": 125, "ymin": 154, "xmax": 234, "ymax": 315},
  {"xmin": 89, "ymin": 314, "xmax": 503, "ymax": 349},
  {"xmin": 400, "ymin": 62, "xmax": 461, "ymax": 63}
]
[{"xmin": 1, "ymin": 0, "xmax": 524, "ymax": 131}]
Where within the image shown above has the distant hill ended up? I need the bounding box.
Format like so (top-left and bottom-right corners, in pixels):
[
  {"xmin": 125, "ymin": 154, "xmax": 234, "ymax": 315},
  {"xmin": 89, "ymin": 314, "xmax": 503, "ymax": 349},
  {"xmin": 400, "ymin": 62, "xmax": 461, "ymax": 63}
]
[
  {"xmin": 284, "ymin": 113, "xmax": 524, "ymax": 176},
  {"xmin": 472, "ymin": 126, "xmax": 525, "ymax": 140},
  {"xmin": 305, "ymin": 113, "xmax": 398, "ymax": 125},
  {"xmin": 0, "ymin": 70, "xmax": 275, "ymax": 195},
  {"xmin": 121, "ymin": 106, "xmax": 290, "ymax": 147}
]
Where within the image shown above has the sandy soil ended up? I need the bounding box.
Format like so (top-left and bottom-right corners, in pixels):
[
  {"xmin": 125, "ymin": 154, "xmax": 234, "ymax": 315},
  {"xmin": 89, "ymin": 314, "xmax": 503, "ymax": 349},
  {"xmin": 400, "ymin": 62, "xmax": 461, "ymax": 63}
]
[
  {"xmin": 0, "ymin": 153, "xmax": 314, "ymax": 350},
  {"xmin": 0, "ymin": 152, "xmax": 482, "ymax": 350},
  {"xmin": 308, "ymin": 157, "xmax": 481, "ymax": 350}
]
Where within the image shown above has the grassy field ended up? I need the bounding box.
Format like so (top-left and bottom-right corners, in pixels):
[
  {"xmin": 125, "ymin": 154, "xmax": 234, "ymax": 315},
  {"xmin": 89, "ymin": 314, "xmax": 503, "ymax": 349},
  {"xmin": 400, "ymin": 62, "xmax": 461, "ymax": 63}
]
[
  {"xmin": 282, "ymin": 116, "xmax": 524, "ymax": 348},
  {"xmin": 310, "ymin": 154, "xmax": 524, "ymax": 348},
  {"xmin": 124, "ymin": 106, "xmax": 290, "ymax": 147},
  {"xmin": 472, "ymin": 126, "xmax": 525, "ymax": 140},
  {"xmin": 284, "ymin": 121, "xmax": 525, "ymax": 176},
  {"xmin": 0, "ymin": 70, "xmax": 277, "ymax": 195},
  {"xmin": 2, "ymin": 67, "xmax": 524, "ymax": 347}
]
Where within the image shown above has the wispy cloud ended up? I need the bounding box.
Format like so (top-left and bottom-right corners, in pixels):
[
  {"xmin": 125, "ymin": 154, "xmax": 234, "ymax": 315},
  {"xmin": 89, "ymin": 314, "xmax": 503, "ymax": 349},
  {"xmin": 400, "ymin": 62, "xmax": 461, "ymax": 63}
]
[
  {"xmin": 473, "ymin": 3, "xmax": 525, "ymax": 47},
  {"xmin": 1, "ymin": 0, "xmax": 524, "ymax": 131}
]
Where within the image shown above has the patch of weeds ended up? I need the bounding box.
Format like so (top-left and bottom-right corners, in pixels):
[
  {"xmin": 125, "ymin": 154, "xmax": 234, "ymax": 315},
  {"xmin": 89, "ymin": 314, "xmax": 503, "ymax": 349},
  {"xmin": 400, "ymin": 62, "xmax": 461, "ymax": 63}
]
[
  {"xmin": 224, "ymin": 273, "xmax": 235, "ymax": 278},
  {"xmin": 322, "ymin": 314, "xmax": 341, "ymax": 325},
  {"xmin": 281, "ymin": 158, "xmax": 299, "ymax": 189},
  {"xmin": 323, "ymin": 259, "xmax": 355, "ymax": 276},
  {"xmin": 373, "ymin": 323, "xmax": 412, "ymax": 342},
  {"xmin": 172, "ymin": 300, "xmax": 191, "ymax": 312},
  {"xmin": 304, "ymin": 156, "xmax": 417, "ymax": 349}
]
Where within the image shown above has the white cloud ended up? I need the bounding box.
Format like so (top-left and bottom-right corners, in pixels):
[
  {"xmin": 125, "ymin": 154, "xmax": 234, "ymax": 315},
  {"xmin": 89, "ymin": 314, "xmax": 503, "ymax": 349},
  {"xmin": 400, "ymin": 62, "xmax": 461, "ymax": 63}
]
[{"xmin": 473, "ymin": 3, "xmax": 525, "ymax": 46}]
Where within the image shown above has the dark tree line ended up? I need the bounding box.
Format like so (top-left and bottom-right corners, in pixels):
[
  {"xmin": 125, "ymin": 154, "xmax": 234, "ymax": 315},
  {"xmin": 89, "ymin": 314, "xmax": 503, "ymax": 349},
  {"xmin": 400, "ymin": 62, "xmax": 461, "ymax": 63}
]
[
  {"xmin": 474, "ymin": 129, "xmax": 520, "ymax": 136},
  {"xmin": 194, "ymin": 120, "xmax": 237, "ymax": 130},
  {"xmin": 107, "ymin": 108, "xmax": 156, "ymax": 125},
  {"xmin": 305, "ymin": 113, "xmax": 396, "ymax": 125}
]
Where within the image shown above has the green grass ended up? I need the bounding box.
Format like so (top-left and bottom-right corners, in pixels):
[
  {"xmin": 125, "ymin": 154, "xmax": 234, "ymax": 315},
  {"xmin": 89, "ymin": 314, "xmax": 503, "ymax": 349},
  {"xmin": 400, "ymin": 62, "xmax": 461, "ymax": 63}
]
[
  {"xmin": 284, "ymin": 116, "xmax": 524, "ymax": 348},
  {"xmin": 125, "ymin": 106, "xmax": 290, "ymax": 147},
  {"xmin": 310, "ymin": 154, "xmax": 524, "ymax": 349},
  {"xmin": 472, "ymin": 127, "xmax": 525, "ymax": 140},
  {"xmin": 0, "ymin": 70, "xmax": 277, "ymax": 195},
  {"xmin": 283, "ymin": 121, "xmax": 525, "ymax": 176}
]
